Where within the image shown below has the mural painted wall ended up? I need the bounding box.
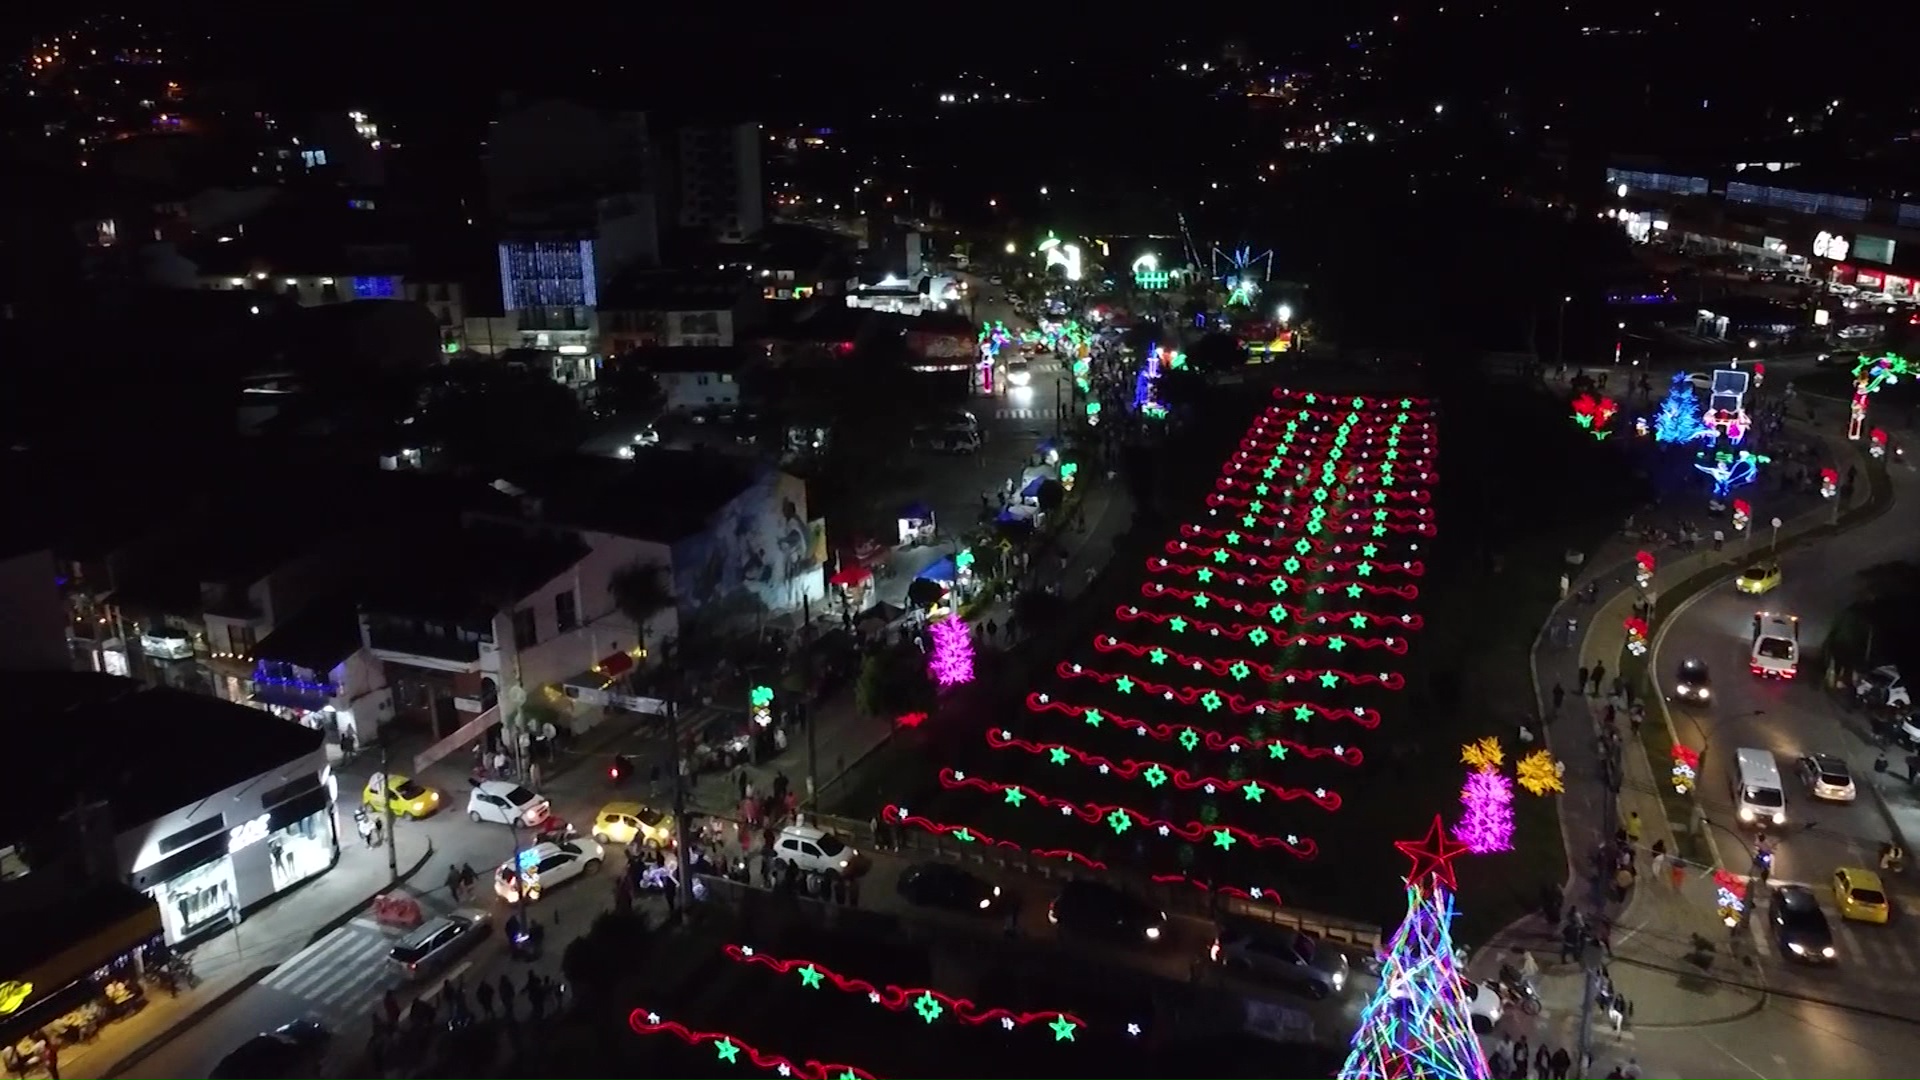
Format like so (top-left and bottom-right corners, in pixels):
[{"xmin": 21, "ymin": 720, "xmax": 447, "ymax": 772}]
[{"xmin": 671, "ymin": 470, "xmax": 827, "ymax": 618}]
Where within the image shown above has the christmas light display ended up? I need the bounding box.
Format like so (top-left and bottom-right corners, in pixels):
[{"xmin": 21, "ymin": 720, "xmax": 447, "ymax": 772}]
[
  {"xmin": 1023, "ymin": 694, "xmax": 1367, "ymax": 758},
  {"xmin": 1671, "ymin": 743, "xmax": 1700, "ymax": 795},
  {"xmin": 1848, "ymin": 353, "xmax": 1911, "ymax": 441},
  {"xmin": 1061, "ymin": 657, "xmax": 1405, "ymax": 697},
  {"xmin": 1514, "ymin": 750, "xmax": 1564, "ymax": 796},
  {"xmin": 1570, "ymin": 394, "xmax": 1619, "ymax": 440},
  {"xmin": 1624, "ymin": 616, "xmax": 1649, "ymax": 657},
  {"xmin": 1731, "ymin": 498, "xmax": 1751, "ymax": 534},
  {"xmin": 1453, "ymin": 768, "xmax": 1515, "ymax": 854},
  {"xmin": 1634, "ymin": 550, "xmax": 1656, "ymax": 590},
  {"xmin": 986, "ymin": 727, "xmax": 1353, "ymax": 796},
  {"xmin": 1339, "ymin": 819, "xmax": 1489, "ymax": 1080},
  {"xmin": 1871, "ymin": 427, "xmax": 1889, "ymax": 459},
  {"xmin": 1713, "ymin": 868, "xmax": 1749, "ymax": 928},
  {"xmin": 721, "ymin": 945, "xmax": 1129, "ymax": 1040},
  {"xmin": 1695, "ymin": 449, "xmax": 1768, "ymax": 498},
  {"xmin": 935, "ymin": 768, "xmax": 1319, "ymax": 856},
  {"xmin": 1459, "ymin": 738, "xmax": 1503, "ymax": 771},
  {"xmin": 881, "ymin": 804, "xmax": 1289, "ymax": 904},
  {"xmin": 1820, "ymin": 467, "xmax": 1839, "ymax": 499},
  {"xmin": 1652, "ymin": 374, "xmax": 1707, "ymax": 444},
  {"xmin": 628, "ymin": 1008, "xmax": 875, "ymax": 1079},
  {"xmin": 896, "ymin": 711, "xmax": 928, "ymax": 729},
  {"xmin": 928, "ymin": 612, "xmax": 976, "ymax": 687},
  {"xmin": 751, "ymin": 684, "xmax": 776, "ymax": 728}
]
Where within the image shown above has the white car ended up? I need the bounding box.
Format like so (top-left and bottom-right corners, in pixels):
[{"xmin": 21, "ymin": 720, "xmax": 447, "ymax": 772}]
[
  {"xmin": 466, "ymin": 779, "xmax": 552, "ymax": 827},
  {"xmin": 771, "ymin": 825, "xmax": 863, "ymax": 878},
  {"xmin": 1855, "ymin": 665, "xmax": 1910, "ymax": 709},
  {"xmin": 494, "ymin": 839, "xmax": 604, "ymax": 903},
  {"xmin": 1749, "ymin": 613, "xmax": 1799, "ymax": 679},
  {"xmin": 632, "ymin": 424, "xmax": 660, "ymax": 447}
]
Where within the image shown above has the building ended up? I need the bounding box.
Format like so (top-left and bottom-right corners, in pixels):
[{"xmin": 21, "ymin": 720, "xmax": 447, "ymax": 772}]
[
  {"xmin": 598, "ymin": 269, "xmax": 759, "ymax": 354},
  {"xmin": 246, "ymin": 601, "xmax": 394, "ymax": 748},
  {"xmin": 0, "ymin": 537, "xmax": 69, "ymax": 673},
  {"xmin": 1606, "ymin": 161, "xmax": 1920, "ymax": 299},
  {"xmin": 1, "ymin": 673, "xmax": 336, "ymax": 959},
  {"xmin": 667, "ymin": 123, "xmax": 765, "ymax": 243},
  {"xmin": 630, "ymin": 346, "xmax": 753, "ymax": 413}
]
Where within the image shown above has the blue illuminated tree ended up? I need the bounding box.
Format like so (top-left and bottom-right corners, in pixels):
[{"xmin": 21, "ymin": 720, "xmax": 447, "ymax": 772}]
[{"xmin": 1653, "ymin": 375, "xmax": 1702, "ymax": 444}]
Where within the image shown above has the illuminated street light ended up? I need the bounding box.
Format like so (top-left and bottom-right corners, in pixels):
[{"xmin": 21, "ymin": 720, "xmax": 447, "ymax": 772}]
[
  {"xmin": 1004, "ymin": 241, "xmax": 1016, "ymax": 255},
  {"xmin": 1277, "ymin": 304, "xmax": 1293, "ymax": 324}
]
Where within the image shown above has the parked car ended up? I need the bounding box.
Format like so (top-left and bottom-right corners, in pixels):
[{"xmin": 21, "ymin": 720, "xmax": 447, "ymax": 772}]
[
  {"xmin": 466, "ymin": 779, "xmax": 551, "ymax": 827},
  {"xmin": 1047, "ymin": 880, "xmax": 1167, "ymax": 946},
  {"xmin": 771, "ymin": 825, "xmax": 864, "ymax": 878},
  {"xmin": 895, "ymin": 862, "xmax": 1005, "ymax": 914},
  {"xmin": 592, "ymin": 801, "xmax": 674, "ymax": 848},
  {"xmin": 209, "ymin": 1019, "xmax": 331, "ymax": 1079},
  {"xmin": 1855, "ymin": 666, "xmax": 1911, "ymax": 709},
  {"xmin": 387, "ymin": 910, "xmax": 491, "ymax": 980},
  {"xmin": 1209, "ymin": 923, "xmax": 1350, "ymax": 999},
  {"xmin": 363, "ymin": 774, "xmax": 442, "ymax": 819},
  {"xmin": 1735, "ymin": 562, "xmax": 1781, "ymax": 595},
  {"xmin": 1797, "ymin": 754, "xmax": 1857, "ymax": 802},
  {"xmin": 1770, "ymin": 884, "xmax": 1836, "ymax": 963}
]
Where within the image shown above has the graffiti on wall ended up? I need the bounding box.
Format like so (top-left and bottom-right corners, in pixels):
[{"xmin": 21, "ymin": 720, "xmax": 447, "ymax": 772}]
[{"xmin": 673, "ymin": 471, "xmax": 824, "ymax": 616}]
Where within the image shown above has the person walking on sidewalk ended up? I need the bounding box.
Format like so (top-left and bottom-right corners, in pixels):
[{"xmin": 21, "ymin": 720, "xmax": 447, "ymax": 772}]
[
  {"xmin": 1549, "ymin": 1046, "xmax": 1571, "ymax": 1080},
  {"xmin": 498, "ymin": 974, "xmax": 516, "ymax": 1021},
  {"xmin": 1625, "ymin": 811, "xmax": 1642, "ymax": 846},
  {"xmin": 1577, "ymin": 665, "xmax": 1590, "ymax": 696},
  {"xmin": 1590, "ymin": 661, "xmax": 1607, "ymax": 696},
  {"xmin": 1533, "ymin": 1045, "xmax": 1552, "ymax": 1080},
  {"xmin": 476, "ymin": 978, "xmax": 496, "ymax": 1019},
  {"xmin": 1551, "ymin": 682, "xmax": 1565, "ymax": 715}
]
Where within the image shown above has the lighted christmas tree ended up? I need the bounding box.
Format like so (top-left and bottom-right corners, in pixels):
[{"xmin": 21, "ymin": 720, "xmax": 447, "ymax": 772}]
[
  {"xmin": 1652, "ymin": 374, "xmax": 1702, "ymax": 444},
  {"xmin": 928, "ymin": 613, "xmax": 975, "ymax": 687},
  {"xmin": 1339, "ymin": 818, "xmax": 1491, "ymax": 1080}
]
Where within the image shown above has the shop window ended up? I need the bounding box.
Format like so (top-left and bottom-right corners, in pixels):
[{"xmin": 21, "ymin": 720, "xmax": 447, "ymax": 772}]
[
  {"xmin": 555, "ymin": 590, "xmax": 578, "ymax": 633},
  {"xmin": 511, "ymin": 607, "xmax": 538, "ymax": 647},
  {"xmin": 161, "ymin": 859, "xmax": 235, "ymax": 937},
  {"xmin": 266, "ymin": 807, "xmax": 333, "ymax": 891}
]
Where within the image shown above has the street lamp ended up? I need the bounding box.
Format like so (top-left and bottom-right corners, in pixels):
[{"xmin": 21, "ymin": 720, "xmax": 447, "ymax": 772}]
[
  {"xmin": 1004, "ymin": 241, "xmax": 1016, "ymax": 255},
  {"xmin": 1769, "ymin": 516, "xmax": 1783, "ymax": 555}
]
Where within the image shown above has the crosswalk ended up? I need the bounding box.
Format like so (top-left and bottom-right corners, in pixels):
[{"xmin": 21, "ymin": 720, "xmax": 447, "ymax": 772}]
[
  {"xmin": 1750, "ymin": 883, "xmax": 1920, "ymax": 974},
  {"xmin": 258, "ymin": 917, "xmax": 408, "ymax": 1020},
  {"xmin": 993, "ymin": 407, "xmax": 1047, "ymax": 420}
]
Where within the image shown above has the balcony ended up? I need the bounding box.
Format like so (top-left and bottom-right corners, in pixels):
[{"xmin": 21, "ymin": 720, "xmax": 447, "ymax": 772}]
[{"xmin": 362, "ymin": 617, "xmax": 494, "ymax": 674}]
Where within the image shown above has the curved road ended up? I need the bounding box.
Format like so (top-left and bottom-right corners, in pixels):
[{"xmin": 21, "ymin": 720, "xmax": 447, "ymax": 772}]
[{"xmin": 1652, "ymin": 451, "xmax": 1920, "ymax": 1023}]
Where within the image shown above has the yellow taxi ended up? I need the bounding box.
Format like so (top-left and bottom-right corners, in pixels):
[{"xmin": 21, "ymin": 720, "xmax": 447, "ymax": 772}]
[
  {"xmin": 1736, "ymin": 562, "xmax": 1782, "ymax": 595},
  {"xmin": 362, "ymin": 774, "xmax": 442, "ymax": 819},
  {"xmin": 592, "ymin": 801, "xmax": 674, "ymax": 848},
  {"xmin": 1833, "ymin": 867, "xmax": 1891, "ymax": 924}
]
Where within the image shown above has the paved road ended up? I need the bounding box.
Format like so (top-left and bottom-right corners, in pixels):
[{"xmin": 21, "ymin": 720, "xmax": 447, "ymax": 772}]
[{"xmin": 1650, "ymin": 449, "xmax": 1920, "ymax": 1028}]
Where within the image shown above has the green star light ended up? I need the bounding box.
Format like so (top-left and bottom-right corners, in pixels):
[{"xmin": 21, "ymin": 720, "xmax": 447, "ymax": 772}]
[
  {"xmin": 1115, "ymin": 676, "xmax": 1135, "ymax": 694},
  {"xmin": 1243, "ymin": 781, "xmax": 1265, "ymax": 802},
  {"xmin": 1179, "ymin": 727, "xmax": 1201, "ymax": 752},
  {"xmin": 715, "ymin": 1038, "xmax": 741, "ymax": 1064},
  {"xmin": 1213, "ymin": 829, "xmax": 1238, "ymax": 851},
  {"xmin": 1149, "ymin": 647, "xmax": 1168, "ymax": 664},
  {"xmin": 1349, "ymin": 612, "xmax": 1368, "ymax": 628},
  {"xmin": 1049, "ymin": 1015, "xmax": 1078, "ymax": 1042},
  {"xmin": 1084, "ymin": 708, "xmax": 1103, "ymax": 727},
  {"xmin": 1318, "ymin": 672, "xmax": 1340, "ymax": 688},
  {"xmin": 1196, "ymin": 567, "xmax": 1214, "ymax": 583},
  {"xmin": 1327, "ymin": 636, "xmax": 1348, "ymax": 652},
  {"xmin": 1268, "ymin": 742, "xmax": 1288, "ymax": 760},
  {"xmin": 1248, "ymin": 628, "xmax": 1270, "ymax": 646},
  {"xmin": 914, "ymin": 992, "xmax": 945, "ymax": 1023},
  {"xmin": 1169, "ymin": 616, "xmax": 1188, "ymax": 633},
  {"xmin": 1346, "ymin": 584, "xmax": 1364, "ymax": 598},
  {"xmin": 1142, "ymin": 764, "xmax": 1168, "ymax": 788},
  {"xmin": 799, "ymin": 965, "xmax": 824, "ymax": 989},
  {"xmin": 1293, "ymin": 705, "xmax": 1313, "ymax": 721},
  {"xmin": 1107, "ymin": 808, "xmax": 1132, "ymax": 834},
  {"xmin": 1005, "ymin": 787, "xmax": 1027, "ymax": 807},
  {"xmin": 1229, "ymin": 661, "xmax": 1251, "ymax": 681},
  {"xmin": 1193, "ymin": 593, "xmax": 1210, "ymax": 609},
  {"xmin": 1225, "ymin": 530, "xmax": 1242, "ymax": 546},
  {"xmin": 1200, "ymin": 691, "xmax": 1223, "ymax": 712},
  {"xmin": 1049, "ymin": 747, "xmax": 1069, "ymax": 765}
]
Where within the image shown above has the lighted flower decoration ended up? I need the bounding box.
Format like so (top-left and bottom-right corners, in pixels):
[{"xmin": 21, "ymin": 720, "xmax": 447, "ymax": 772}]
[
  {"xmin": 1634, "ymin": 550, "xmax": 1655, "ymax": 590},
  {"xmin": 1570, "ymin": 394, "xmax": 1620, "ymax": 441},
  {"xmin": 1623, "ymin": 616, "xmax": 1649, "ymax": 657},
  {"xmin": 1514, "ymin": 750, "xmax": 1562, "ymax": 796},
  {"xmin": 1459, "ymin": 737, "xmax": 1504, "ymax": 771}
]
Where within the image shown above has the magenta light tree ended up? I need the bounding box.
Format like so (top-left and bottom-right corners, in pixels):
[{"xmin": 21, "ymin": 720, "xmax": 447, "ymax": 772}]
[
  {"xmin": 1452, "ymin": 767, "xmax": 1514, "ymax": 854},
  {"xmin": 928, "ymin": 612, "xmax": 976, "ymax": 687}
]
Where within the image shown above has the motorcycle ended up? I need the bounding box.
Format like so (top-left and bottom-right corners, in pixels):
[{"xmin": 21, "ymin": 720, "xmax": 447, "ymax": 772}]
[{"xmin": 534, "ymin": 817, "xmax": 578, "ymax": 846}]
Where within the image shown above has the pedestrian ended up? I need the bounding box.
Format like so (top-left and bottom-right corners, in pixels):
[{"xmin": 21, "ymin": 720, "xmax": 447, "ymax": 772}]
[
  {"xmin": 357, "ymin": 813, "xmax": 374, "ymax": 847},
  {"xmin": 1629, "ymin": 702, "xmax": 1644, "ymax": 736},
  {"xmin": 477, "ymin": 978, "xmax": 496, "ymax": 1018},
  {"xmin": 527, "ymin": 972, "xmax": 548, "ymax": 1020},
  {"xmin": 383, "ymin": 989, "xmax": 402, "ymax": 1029},
  {"xmin": 498, "ymin": 974, "xmax": 516, "ymax": 1020},
  {"xmin": 1712, "ymin": 528, "xmax": 1724, "ymax": 550},
  {"xmin": 1621, "ymin": 1056, "xmax": 1641, "ymax": 1079},
  {"xmin": 1625, "ymin": 811, "xmax": 1642, "ymax": 845},
  {"xmin": 736, "ymin": 770, "xmax": 748, "ymax": 803},
  {"xmin": 1559, "ymin": 920, "xmax": 1582, "ymax": 963},
  {"xmin": 1534, "ymin": 1045, "xmax": 1552, "ymax": 1080},
  {"xmin": 1611, "ymin": 864, "xmax": 1635, "ymax": 903},
  {"xmin": 1650, "ymin": 839, "xmax": 1668, "ymax": 882},
  {"xmin": 1514, "ymin": 1037, "xmax": 1531, "ymax": 1079},
  {"xmin": 1540, "ymin": 882, "xmax": 1563, "ymax": 927},
  {"xmin": 1550, "ymin": 682, "xmax": 1565, "ymax": 714},
  {"xmin": 1550, "ymin": 1046, "xmax": 1571, "ymax": 1080},
  {"xmin": 1594, "ymin": 913, "xmax": 1614, "ymax": 957},
  {"xmin": 1564, "ymin": 615, "xmax": 1578, "ymax": 644},
  {"xmin": 372, "ymin": 815, "xmax": 384, "ymax": 848},
  {"xmin": 529, "ymin": 760, "xmax": 543, "ymax": 791},
  {"xmin": 1489, "ymin": 1050, "xmax": 1510, "ymax": 1079},
  {"xmin": 985, "ymin": 618, "xmax": 999, "ymax": 642},
  {"xmin": 1591, "ymin": 661, "xmax": 1607, "ymax": 696},
  {"xmin": 1577, "ymin": 665, "xmax": 1590, "ymax": 695},
  {"xmin": 1602, "ymin": 702, "xmax": 1616, "ymax": 729}
]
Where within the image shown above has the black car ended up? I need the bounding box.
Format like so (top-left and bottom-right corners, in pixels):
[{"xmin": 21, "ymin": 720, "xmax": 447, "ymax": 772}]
[
  {"xmin": 209, "ymin": 1019, "xmax": 331, "ymax": 1079},
  {"xmin": 1674, "ymin": 658, "xmax": 1711, "ymax": 703},
  {"xmin": 1771, "ymin": 884, "xmax": 1836, "ymax": 964},
  {"xmin": 895, "ymin": 862, "xmax": 1005, "ymax": 914},
  {"xmin": 1047, "ymin": 881, "xmax": 1168, "ymax": 946}
]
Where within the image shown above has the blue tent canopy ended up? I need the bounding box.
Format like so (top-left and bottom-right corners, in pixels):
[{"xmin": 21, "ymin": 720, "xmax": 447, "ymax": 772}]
[
  {"xmin": 1020, "ymin": 475, "xmax": 1048, "ymax": 498},
  {"xmin": 900, "ymin": 502, "xmax": 935, "ymax": 521},
  {"xmin": 916, "ymin": 557, "xmax": 957, "ymax": 583}
]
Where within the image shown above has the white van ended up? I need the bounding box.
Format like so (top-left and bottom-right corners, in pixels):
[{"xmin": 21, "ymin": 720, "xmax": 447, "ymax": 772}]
[{"xmin": 1733, "ymin": 748, "xmax": 1786, "ymax": 827}]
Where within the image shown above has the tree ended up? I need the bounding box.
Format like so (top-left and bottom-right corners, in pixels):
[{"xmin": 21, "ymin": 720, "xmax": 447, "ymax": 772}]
[
  {"xmin": 561, "ymin": 911, "xmax": 653, "ymax": 1007},
  {"xmin": 927, "ymin": 612, "xmax": 976, "ymax": 687},
  {"xmin": 1340, "ymin": 819, "xmax": 1489, "ymax": 1080},
  {"xmin": 1652, "ymin": 374, "xmax": 1702, "ymax": 444},
  {"xmin": 609, "ymin": 561, "xmax": 675, "ymax": 628},
  {"xmin": 1035, "ymin": 479, "xmax": 1066, "ymax": 515},
  {"xmin": 854, "ymin": 646, "xmax": 933, "ymax": 717}
]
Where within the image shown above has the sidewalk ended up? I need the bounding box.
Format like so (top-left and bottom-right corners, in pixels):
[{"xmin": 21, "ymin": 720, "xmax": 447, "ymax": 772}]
[{"xmin": 91, "ymin": 831, "xmax": 433, "ymax": 1079}]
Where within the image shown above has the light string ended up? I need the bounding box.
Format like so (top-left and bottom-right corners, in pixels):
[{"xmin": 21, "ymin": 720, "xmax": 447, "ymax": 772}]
[
  {"xmin": 982, "ymin": 727, "xmax": 1350, "ymax": 800},
  {"xmin": 627, "ymin": 1008, "xmax": 876, "ymax": 1079},
  {"xmin": 1022, "ymin": 693, "xmax": 1366, "ymax": 757},
  {"xmin": 934, "ymin": 768, "xmax": 1318, "ymax": 856}
]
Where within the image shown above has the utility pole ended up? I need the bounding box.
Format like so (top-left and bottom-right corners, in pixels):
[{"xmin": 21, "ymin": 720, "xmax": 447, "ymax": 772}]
[
  {"xmin": 380, "ymin": 748, "xmax": 398, "ymax": 882},
  {"xmin": 1557, "ymin": 295, "xmax": 1571, "ymax": 369},
  {"xmin": 665, "ymin": 643, "xmax": 694, "ymax": 916}
]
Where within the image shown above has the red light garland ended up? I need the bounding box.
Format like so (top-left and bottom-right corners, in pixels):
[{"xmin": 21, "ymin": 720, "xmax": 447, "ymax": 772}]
[
  {"xmin": 1116, "ymin": 605, "xmax": 1423, "ymax": 637},
  {"xmin": 1129, "ymin": 582, "xmax": 1419, "ymax": 629},
  {"xmin": 1059, "ymin": 658, "xmax": 1405, "ymax": 694},
  {"xmin": 983, "ymin": 722, "xmax": 1344, "ymax": 799},
  {"xmin": 627, "ymin": 1008, "xmax": 876, "ymax": 1079},
  {"xmin": 1090, "ymin": 635, "xmax": 1404, "ymax": 689},
  {"xmin": 720, "ymin": 945, "xmax": 1126, "ymax": 1041},
  {"xmin": 1146, "ymin": 573, "xmax": 1421, "ymax": 601},
  {"xmin": 881, "ymin": 805, "xmax": 1289, "ymax": 905},
  {"xmin": 935, "ymin": 768, "xmax": 1319, "ymax": 857},
  {"xmin": 1023, "ymin": 693, "xmax": 1371, "ymax": 755}
]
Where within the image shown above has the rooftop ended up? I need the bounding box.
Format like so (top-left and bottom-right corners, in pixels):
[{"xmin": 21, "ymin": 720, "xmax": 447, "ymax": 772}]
[
  {"xmin": 755, "ymin": 303, "xmax": 870, "ymax": 344},
  {"xmin": 249, "ymin": 599, "xmax": 361, "ymax": 671},
  {"xmin": 7, "ymin": 673, "xmax": 324, "ymax": 840},
  {"xmin": 360, "ymin": 520, "xmax": 591, "ymax": 621},
  {"xmin": 496, "ymin": 450, "xmax": 761, "ymax": 544}
]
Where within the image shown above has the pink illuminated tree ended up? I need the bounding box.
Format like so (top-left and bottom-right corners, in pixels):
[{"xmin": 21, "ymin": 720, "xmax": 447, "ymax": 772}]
[
  {"xmin": 927, "ymin": 613, "xmax": 975, "ymax": 687},
  {"xmin": 1452, "ymin": 767, "xmax": 1514, "ymax": 854}
]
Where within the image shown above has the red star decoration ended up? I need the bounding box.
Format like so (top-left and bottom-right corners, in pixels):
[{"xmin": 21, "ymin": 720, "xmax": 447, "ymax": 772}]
[
  {"xmin": 1397, "ymin": 814, "xmax": 1469, "ymax": 890},
  {"xmin": 896, "ymin": 712, "xmax": 929, "ymax": 729}
]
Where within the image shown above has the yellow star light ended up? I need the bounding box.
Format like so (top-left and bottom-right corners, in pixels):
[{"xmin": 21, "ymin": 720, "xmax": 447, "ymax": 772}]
[
  {"xmin": 1516, "ymin": 750, "xmax": 1563, "ymax": 796},
  {"xmin": 1460, "ymin": 736, "xmax": 1505, "ymax": 771}
]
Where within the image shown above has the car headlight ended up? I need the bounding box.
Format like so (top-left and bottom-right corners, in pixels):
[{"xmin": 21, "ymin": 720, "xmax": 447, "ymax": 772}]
[
  {"xmin": 1144, "ymin": 926, "xmax": 1162, "ymax": 940},
  {"xmin": 1789, "ymin": 941, "xmax": 1807, "ymax": 954},
  {"xmin": 1822, "ymin": 946, "xmax": 1836, "ymax": 957},
  {"xmin": 412, "ymin": 801, "xmax": 424, "ymax": 813},
  {"xmin": 1739, "ymin": 807, "xmax": 1755, "ymax": 822},
  {"xmin": 979, "ymin": 898, "xmax": 992, "ymax": 909},
  {"xmin": 991, "ymin": 886, "xmax": 1001, "ymax": 896},
  {"xmin": 1333, "ymin": 971, "xmax": 1347, "ymax": 990},
  {"xmin": 1776, "ymin": 812, "xmax": 1786, "ymax": 825}
]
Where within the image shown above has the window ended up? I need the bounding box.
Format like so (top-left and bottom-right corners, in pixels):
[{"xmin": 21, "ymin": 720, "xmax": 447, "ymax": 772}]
[
  {"xmin": 555, "ymin": 590, "xmax": 578, "ymax": 633},
  {"xmin": 321, "ymin": 282, "xmax": 340, "ymax": 303},
  {"xmin": 159, "ymin": 816, "xmax": 226, "ymax": 855},
  {"xmin": 511, "ymin": 607, "xmax": 538, "ymax": 646}
]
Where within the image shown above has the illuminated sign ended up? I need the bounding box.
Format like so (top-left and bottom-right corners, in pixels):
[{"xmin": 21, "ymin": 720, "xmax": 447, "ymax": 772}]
[
  {"xmin": 1813, "ymin": 231, "xmax": 1851, "ymax": 262},
  {"xmin": 0, "ymin": 981, "xmax": 32, "ymax": 1015},
  {"xmin": 228, "ymin": 814, "xmax": 270, "ymax": 852}
]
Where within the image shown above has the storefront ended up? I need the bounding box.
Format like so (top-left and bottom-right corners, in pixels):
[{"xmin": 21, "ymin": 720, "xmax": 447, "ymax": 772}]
[
  {"xmin": 129, "ymin": 770, "xmax": 339, "ymax": 944},
  {"xmin": 0, "ymin": 886, "xmax": 163, "ymax": 1073}
]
